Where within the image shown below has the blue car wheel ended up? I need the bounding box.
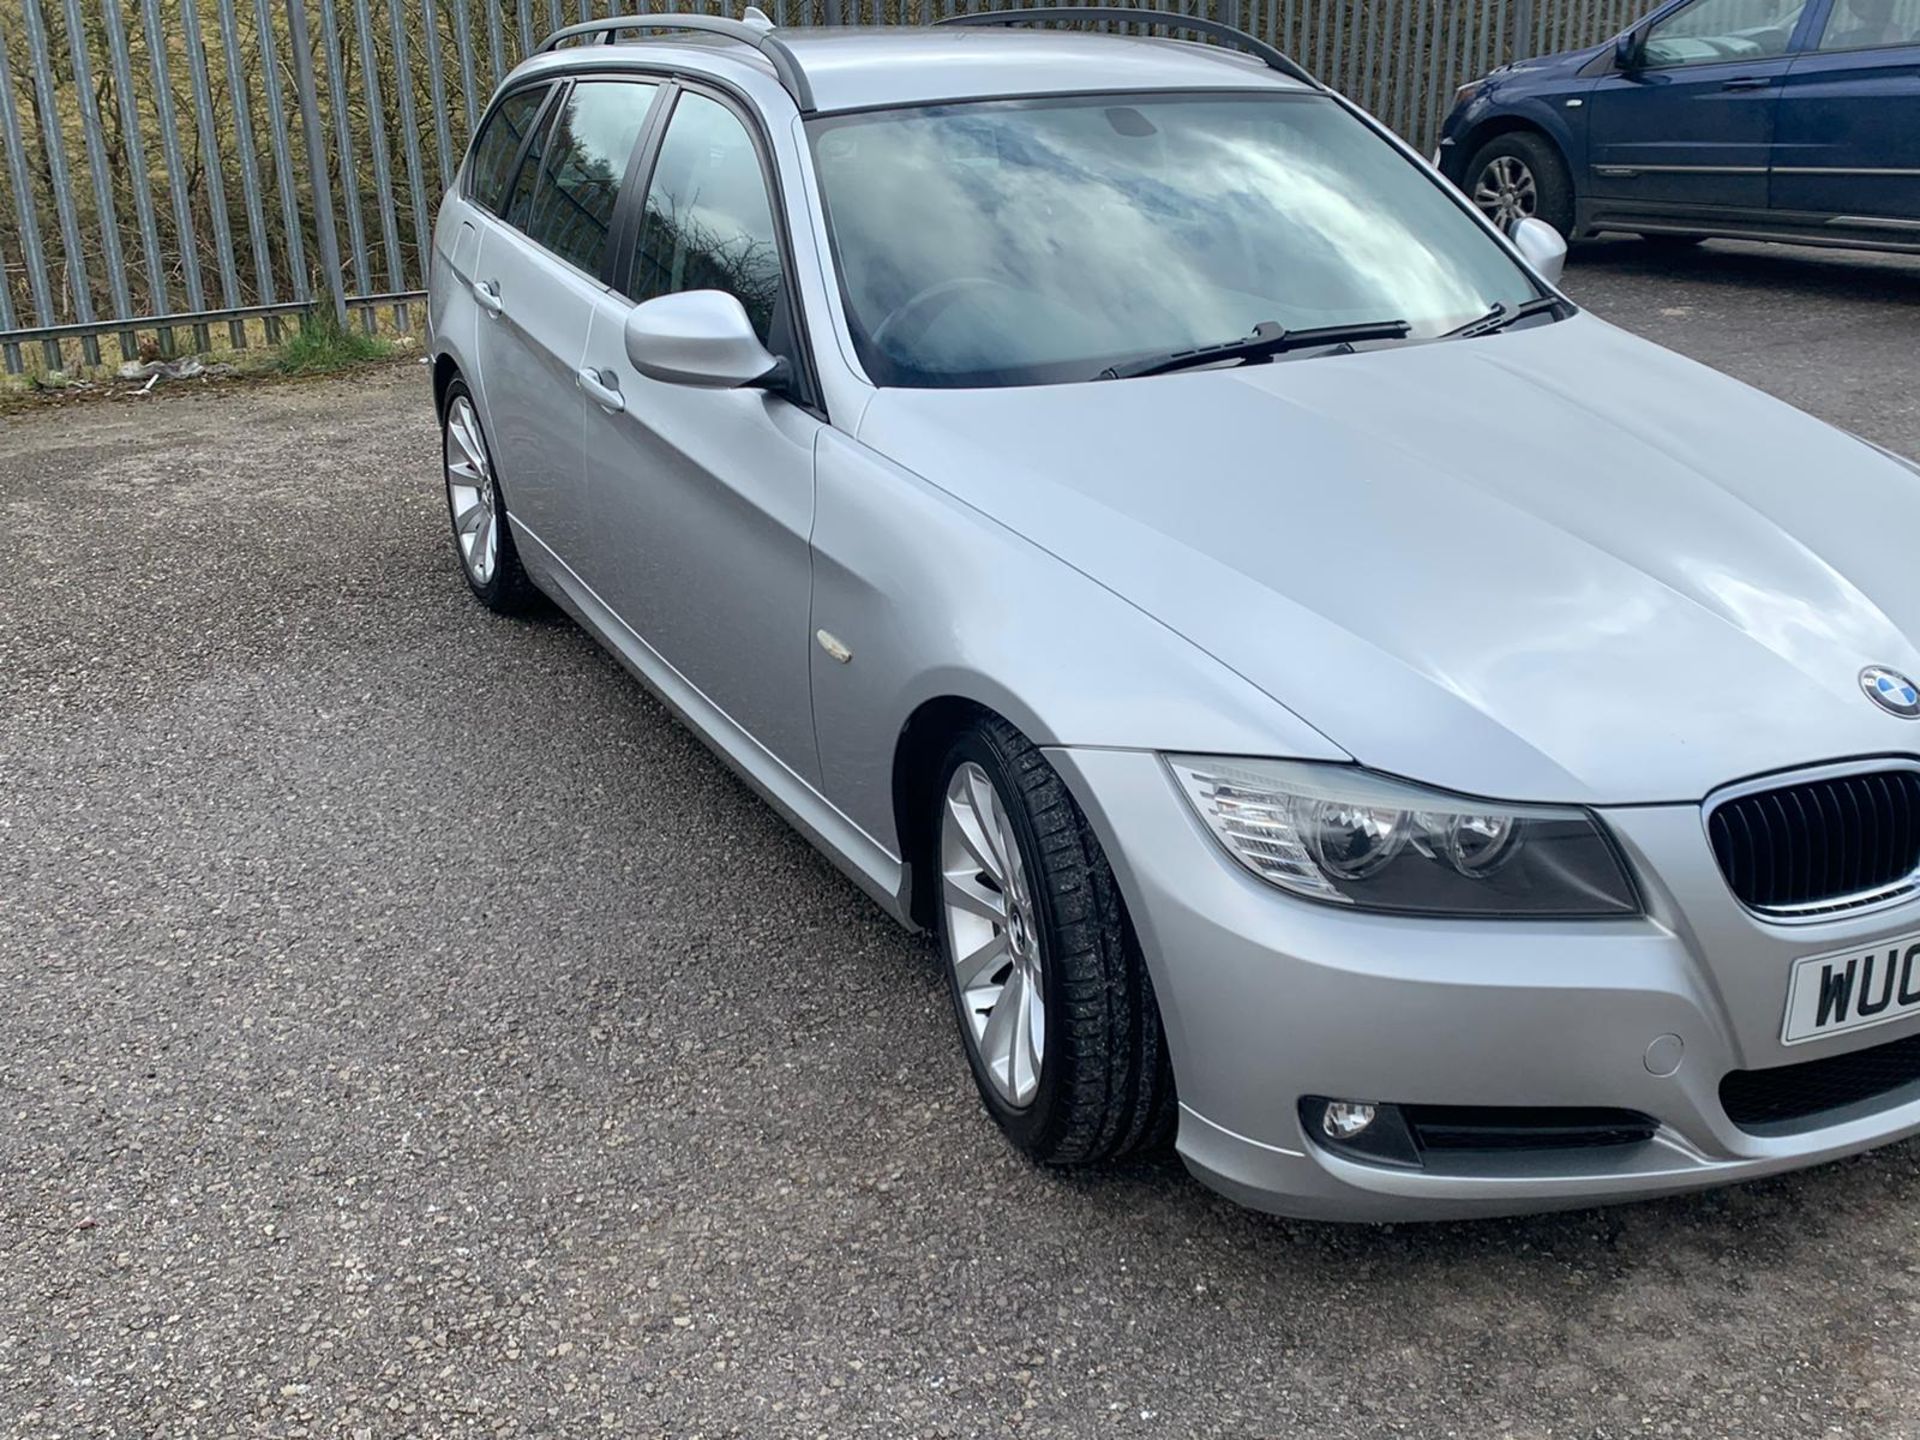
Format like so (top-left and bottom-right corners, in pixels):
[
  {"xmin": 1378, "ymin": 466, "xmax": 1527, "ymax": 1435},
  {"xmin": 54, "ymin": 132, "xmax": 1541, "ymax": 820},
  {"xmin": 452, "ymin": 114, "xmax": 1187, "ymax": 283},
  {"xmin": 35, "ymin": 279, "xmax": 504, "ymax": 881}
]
[{"xmin": 1463, "ymin": 131, "xmax": 1575, "ymax": 238}]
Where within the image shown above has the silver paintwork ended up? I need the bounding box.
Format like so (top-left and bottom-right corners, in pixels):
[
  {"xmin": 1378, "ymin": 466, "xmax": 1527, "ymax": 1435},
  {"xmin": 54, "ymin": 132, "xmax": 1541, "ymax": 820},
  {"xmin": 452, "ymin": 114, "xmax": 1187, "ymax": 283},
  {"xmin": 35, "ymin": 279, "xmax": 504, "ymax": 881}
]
[
  {"xmin": 622, "ymin": 291, "xmax": 781, "ymax": 390},
  {"xmin": 942, "ymin": 761, "xmax": 1046, "ymax": 1109},
  {"xmin": 432, "ymin": 27, "xmax": 1920, "ymax": 1221},
  {"xmin": 1509, "ymin": 216, "xmax": 1567, "ymax": 285}
]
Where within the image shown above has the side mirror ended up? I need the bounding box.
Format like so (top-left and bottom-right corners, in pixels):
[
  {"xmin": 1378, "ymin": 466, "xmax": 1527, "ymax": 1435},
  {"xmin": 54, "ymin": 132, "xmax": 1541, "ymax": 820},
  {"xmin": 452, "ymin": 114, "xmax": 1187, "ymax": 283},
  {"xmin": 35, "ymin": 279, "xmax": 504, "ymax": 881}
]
[
  {"xmin": 1510, "ymin": 216, "xmax": 1568, "ymax": 286},
  {"xmin": 1614, "ymin": 26, "xmax": 1644, "ymax": 72},
  {"xmin": 623, "ymin": 290, "xmax": 784, "ymax": 390}
]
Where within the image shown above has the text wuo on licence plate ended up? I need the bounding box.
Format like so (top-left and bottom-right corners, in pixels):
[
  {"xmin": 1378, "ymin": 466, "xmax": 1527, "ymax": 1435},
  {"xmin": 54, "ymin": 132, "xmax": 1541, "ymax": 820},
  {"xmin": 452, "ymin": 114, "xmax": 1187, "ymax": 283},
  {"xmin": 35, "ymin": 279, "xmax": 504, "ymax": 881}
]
[{"xmin": 1783, "ymin": 936, "xmax": 1920, "ymax": 1044}]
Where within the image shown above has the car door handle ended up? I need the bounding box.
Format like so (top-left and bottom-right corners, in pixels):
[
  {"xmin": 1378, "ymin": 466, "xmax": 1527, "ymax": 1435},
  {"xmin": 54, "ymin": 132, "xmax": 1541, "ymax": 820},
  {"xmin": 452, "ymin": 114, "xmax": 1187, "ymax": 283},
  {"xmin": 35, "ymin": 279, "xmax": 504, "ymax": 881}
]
[
  {"xmin": 472, "ymin": 279, "xmax": 505, "ymax": 317},
  {"xmin": 1721, "ymin": 75, "xmax": 1773, "ymax": 90},
  {"xmin": 575, "ymin": 366, "xmax": 625, "ymax": 413}
]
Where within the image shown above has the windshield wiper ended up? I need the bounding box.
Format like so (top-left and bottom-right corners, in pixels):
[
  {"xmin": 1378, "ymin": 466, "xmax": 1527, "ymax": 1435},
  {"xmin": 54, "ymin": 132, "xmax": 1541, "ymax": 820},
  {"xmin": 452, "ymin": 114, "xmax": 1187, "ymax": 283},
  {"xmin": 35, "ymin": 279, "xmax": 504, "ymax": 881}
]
[
  {"xmin": 1097, "ymin": 318, "xmax": 1412, "ymax": 381},
  {"xmin": 1448, "ymin": 295, "xmax": 1565, "ymax": 339}
]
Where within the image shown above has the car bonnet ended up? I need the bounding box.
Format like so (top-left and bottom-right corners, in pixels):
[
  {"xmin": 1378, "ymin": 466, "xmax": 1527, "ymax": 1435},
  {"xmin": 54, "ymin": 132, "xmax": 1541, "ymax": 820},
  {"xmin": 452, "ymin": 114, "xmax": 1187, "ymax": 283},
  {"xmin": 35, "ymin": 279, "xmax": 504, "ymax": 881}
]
[{"xmin": 854, "ymin": 313, "xmax": 1920, "ymax": 805}]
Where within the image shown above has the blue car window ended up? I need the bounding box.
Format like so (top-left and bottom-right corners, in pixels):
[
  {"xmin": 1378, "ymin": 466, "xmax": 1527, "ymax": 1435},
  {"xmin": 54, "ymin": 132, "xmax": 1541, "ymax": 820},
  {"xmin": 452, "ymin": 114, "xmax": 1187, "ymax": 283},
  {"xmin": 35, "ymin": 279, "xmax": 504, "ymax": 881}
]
[
  {"xmin": 1643, "ymin": 0, "xmax": 1806, "ymax": 65},
  {"xmin": 1816, "ymin": 0, "xmax": 1920, "ymax": 49}
]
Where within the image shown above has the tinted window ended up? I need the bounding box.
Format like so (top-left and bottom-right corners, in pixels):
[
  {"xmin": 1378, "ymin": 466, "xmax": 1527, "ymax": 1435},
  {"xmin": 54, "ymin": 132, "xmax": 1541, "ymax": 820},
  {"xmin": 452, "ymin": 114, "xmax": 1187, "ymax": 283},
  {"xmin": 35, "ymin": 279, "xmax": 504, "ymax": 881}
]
[
  {"xmin": 1643, "ymin": 0, "xmax": 1805, "ymax": 65},
  {"xmin": 503, "ymin": 99, "xmax": 550, "ymax": 230},
  {"xmin": 521, "ymin": 79, "xmax": 659, "ymax": 274},
  {"xmin": 469, "ymin": 85, "xmax": 546, "ymax": 213},
  {"xmin": 807, "ymin": 93, "xmax": 1541, "ymax": 389},
  {"xmin": 1817, "ymin": 0, "xmax": 1920, "ymax": 49},
  {"xmin": 632, "ymin": 93, "xmax": 784, "ymax": 345}
]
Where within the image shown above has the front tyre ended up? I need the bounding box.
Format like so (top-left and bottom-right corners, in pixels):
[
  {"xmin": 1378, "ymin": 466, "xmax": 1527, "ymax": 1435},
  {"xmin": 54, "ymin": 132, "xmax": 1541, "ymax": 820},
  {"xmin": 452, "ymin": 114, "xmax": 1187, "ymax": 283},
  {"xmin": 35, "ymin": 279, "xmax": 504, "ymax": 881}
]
[
  {"xmin": 441, "ymin": 377, "xmax": 536, "ymax": 614},
  {"xmin": 1463, "ymin": 131, "xmax": 1575, "ymax": 238},
  {"xmin": 936, "ymin": 715, "xmax": 1175, "ymax": 1166}
]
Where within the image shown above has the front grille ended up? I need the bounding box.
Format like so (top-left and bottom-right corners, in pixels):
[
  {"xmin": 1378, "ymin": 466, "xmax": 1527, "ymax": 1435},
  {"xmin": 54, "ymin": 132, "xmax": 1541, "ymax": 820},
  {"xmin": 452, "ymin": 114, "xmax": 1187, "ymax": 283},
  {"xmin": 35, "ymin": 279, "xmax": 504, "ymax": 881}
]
[
  {"xmin": 1403, "ymin": 1105, "xmax": 1656, "ymax": 1152},
  {"xmin": 1707, "ymin": 769, "xmax": 1920, "ymax": 915},
  {"xmin": 1721, "ymin": 1029, "xmax": 1920, "ymax": 1133}
]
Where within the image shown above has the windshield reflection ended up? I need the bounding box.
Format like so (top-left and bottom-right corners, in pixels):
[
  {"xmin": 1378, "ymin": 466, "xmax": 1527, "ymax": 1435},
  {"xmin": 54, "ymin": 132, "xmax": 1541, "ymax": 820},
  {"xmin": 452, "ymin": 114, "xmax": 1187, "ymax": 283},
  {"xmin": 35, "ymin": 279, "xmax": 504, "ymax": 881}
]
[{"xmin": 809, "ymin": 93, "xmax": 1541, "ymax": 388}]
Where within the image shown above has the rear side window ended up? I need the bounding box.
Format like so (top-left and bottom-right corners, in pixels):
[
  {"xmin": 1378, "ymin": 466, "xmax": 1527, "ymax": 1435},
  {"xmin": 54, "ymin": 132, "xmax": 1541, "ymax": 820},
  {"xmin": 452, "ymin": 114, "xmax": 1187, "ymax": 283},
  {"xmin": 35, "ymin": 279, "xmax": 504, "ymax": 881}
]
[
  {"xmin": 520, "ymin": 79, "xmax": 660, "ymax": 275},
  {"xmin": 469, "ymin": 85, "xmax": 547, "ymax": 214},
  {"xmin": 631, "ymin": 92, "xmax": 785, "ymax": 346}
]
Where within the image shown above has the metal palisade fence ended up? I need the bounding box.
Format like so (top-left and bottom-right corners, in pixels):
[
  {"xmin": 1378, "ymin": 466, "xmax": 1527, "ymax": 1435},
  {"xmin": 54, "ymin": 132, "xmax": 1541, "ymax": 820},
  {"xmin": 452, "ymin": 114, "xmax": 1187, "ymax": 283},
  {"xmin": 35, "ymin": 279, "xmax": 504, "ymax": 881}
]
[{"xmin": 0, "ymin": 0, "xmax": 1648, "ymax": 373}]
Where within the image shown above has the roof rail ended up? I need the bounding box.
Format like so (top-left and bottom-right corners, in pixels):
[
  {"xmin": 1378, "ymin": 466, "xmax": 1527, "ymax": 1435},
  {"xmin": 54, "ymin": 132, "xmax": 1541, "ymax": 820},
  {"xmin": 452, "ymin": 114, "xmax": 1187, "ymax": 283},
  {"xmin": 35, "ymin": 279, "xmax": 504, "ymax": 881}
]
[
  {"xmin": 535, "ymin": 13, "xmax": 817, "ymax": 113},
  {"xmin": 938, "ymin": 7, "xmax": 1319, "ymax": 87}
]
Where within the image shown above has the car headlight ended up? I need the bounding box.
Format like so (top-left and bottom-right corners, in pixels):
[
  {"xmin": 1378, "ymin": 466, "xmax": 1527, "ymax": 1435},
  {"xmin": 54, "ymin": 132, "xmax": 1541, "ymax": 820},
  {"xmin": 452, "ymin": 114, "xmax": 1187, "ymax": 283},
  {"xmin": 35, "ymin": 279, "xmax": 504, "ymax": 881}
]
[
  {"xmin": 1165, "ymin": 756, "xmax": 1639, "ymax": 918},
  {"xmin": 1452, "ymin": 79, "xmax": 1484, "ymax": 107}
]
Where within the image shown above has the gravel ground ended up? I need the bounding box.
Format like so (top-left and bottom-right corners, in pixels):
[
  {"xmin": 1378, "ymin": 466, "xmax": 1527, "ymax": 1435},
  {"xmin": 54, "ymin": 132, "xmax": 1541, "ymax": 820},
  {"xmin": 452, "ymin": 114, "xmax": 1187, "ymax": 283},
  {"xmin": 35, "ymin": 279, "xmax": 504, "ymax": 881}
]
[{"xmin": 4, "ymin": 240, "xmax": 1920, "ymax": 1440}]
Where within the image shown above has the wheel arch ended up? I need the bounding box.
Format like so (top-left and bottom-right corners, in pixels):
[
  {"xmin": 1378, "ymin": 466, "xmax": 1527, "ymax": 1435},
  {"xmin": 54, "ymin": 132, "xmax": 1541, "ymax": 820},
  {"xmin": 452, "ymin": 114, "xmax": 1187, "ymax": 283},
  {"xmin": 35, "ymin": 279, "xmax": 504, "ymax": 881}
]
[
  {"xmin": 892, "ymin": 694, "xmax": 995, "ymax": 931},
  {"xmin": 432, "ymin": 352, "xmax": 462, "ymax": 421},
  {"xmin": 1456, "ymin": 114, "xmax": 1574, "ymax": 183}
]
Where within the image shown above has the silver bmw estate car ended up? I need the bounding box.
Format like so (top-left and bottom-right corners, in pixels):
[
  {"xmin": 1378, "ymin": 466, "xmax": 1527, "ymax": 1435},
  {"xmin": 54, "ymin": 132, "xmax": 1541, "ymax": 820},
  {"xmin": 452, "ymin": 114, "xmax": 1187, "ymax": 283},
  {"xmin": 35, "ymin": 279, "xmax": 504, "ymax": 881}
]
[{"xmin": 427, "ymin": 7, "xmax": 1920, "ymax": 1221}]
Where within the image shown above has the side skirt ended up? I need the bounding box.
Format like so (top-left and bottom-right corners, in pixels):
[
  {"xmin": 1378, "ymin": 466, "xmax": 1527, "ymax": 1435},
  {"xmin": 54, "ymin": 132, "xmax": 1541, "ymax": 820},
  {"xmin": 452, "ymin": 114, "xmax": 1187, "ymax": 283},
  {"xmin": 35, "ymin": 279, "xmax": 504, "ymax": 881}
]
[{"xmin": 1576, "ymin": 198, "xmax": 1920, "ymax": 254}]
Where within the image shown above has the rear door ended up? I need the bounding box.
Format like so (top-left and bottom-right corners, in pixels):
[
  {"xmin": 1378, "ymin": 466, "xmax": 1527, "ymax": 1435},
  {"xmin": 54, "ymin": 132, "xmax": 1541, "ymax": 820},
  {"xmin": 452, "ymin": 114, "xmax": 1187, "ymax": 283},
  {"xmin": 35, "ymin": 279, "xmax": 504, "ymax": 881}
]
[
  {"xmin": 1773, "ymin": 0, "xmax": 1920, "ymax": 221},
  {"xmin": 1587, "ymin": 0, "xmax": 1813, "ymax": 210},
  {"xmin": 470, "ymin": 76, "xmax": 664, "ymax": 574},
  {"xmin": 576, "ymin": 84, "xmax": 824, "ymax": 782}
]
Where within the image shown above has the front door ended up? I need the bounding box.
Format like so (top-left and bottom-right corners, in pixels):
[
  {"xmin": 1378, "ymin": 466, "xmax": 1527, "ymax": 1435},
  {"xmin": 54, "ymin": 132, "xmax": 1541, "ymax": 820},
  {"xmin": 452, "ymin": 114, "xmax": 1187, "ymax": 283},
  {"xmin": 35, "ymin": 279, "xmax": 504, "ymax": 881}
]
[
  {"xmin": 1587, "ymin": 0, "xmax": 1812, "ymax": 210},
  {"xmin": 1774, "ymin": 0, "xmax": 1920, "ymax": 221},
  {"xmin": 578, "ymin": 86, "xmax": 823, "ymax": 782}
]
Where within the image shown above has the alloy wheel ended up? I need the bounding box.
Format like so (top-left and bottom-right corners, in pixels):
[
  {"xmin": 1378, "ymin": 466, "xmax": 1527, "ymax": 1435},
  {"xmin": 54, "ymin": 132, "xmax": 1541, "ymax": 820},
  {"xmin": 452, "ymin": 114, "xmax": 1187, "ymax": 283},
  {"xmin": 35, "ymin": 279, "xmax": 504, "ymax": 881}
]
[
  {"xmin": 941, "ymin": 761, "xmax": 1046, "ymax": 1109},
  {"xmin": 444, "ymin": 395, "xmax": 499, "ymax": 586},
  {"xmin": 1473, "ymin": 155, "xmax": 1539, "ymax": 230}
]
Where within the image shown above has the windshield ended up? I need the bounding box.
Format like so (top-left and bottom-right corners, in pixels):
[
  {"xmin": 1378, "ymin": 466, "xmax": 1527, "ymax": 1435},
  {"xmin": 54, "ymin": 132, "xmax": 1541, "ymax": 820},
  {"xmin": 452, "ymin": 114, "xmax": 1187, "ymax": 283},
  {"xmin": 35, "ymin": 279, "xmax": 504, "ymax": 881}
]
[{"xmin": 807, "ymin": 92, "xmax": 1546, "ymax": 388}]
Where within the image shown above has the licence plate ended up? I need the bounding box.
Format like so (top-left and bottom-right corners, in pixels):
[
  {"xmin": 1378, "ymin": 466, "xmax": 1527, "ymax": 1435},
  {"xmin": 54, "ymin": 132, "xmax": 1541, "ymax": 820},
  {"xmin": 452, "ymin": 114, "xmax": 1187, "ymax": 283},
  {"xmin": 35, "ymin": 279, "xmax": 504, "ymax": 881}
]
[{"xmin": 1782, "ymin": 932, "xmax": 1920, "ymax": 1044}]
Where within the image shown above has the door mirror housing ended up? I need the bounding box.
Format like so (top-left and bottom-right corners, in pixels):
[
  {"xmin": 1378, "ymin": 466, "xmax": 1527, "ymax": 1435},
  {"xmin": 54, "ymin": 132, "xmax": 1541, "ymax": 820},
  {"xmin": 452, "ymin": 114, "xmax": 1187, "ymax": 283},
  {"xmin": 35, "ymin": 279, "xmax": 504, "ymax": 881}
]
[
  {"xmin": 623, "ymin": 290, "xmax": 784, "ymax": 390},
  {"xmin": 1510, "ymin": 216, "xmax": 1568, "ymax": 286},
  {"xmin": 1614, "ymin": 25, "xmax": 1644, "ymax": 72}
]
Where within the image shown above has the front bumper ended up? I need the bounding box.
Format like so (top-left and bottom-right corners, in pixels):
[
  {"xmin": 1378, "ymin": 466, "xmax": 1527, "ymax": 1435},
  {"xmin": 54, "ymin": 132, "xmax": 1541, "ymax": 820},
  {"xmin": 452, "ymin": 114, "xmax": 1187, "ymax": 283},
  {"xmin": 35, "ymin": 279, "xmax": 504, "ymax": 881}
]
[{"xmin": 1046, "ymin": 746, "xmax": 1920, "ymax": 1222}]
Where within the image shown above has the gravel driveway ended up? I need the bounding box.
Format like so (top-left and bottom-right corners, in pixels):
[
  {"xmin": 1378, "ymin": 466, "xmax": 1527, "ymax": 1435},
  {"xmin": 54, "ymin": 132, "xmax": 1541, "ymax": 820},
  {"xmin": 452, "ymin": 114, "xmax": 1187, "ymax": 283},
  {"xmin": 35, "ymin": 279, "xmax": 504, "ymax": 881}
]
[{"xmin": 5, "ymin": 240, "xmax": 1920, "ymax": 1439}]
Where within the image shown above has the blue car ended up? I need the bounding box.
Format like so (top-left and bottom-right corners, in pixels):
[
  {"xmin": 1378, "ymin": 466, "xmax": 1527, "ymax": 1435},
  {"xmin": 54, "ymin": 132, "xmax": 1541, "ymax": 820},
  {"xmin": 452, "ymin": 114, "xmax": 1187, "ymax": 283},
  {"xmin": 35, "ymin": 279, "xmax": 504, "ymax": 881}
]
[{"xmin": 1437, "ymin": 0, "xmax": 1920, "ymax": 253}]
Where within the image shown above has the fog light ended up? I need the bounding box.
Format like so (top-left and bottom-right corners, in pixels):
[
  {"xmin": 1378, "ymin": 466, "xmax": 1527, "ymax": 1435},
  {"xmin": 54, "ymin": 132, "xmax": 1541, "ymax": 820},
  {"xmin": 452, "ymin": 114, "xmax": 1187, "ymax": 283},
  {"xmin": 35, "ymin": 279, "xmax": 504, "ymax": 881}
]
[
  {"xmin": 1322, "ymin": 1100, "xmax": 1378, "ymax": 1139},
  {"xmin": 1303, "ymin": 1097, "xmax": 1422, "ymax": 1167}
]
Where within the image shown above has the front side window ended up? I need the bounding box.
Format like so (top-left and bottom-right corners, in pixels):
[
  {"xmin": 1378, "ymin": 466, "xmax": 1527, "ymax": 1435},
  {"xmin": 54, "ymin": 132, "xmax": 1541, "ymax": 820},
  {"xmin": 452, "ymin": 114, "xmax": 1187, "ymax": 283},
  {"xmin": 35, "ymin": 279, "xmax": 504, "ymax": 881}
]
[
  {"xmin": 1817, "ymin": 0, "xmax": 1920, "ymax": 50},
  {"xmin": 631, "ymin": 92, "xmax": 786, "ymax": 346},
  {"xmin": 808, "ymin": 92, "xmax": 1543, "ymax": 389},
  {"xmin": 1642, "ymin": 0, "xmax": 1805, "ymax": 65},
  {"xmin": 469, "ymin": 85, "xmax": 547, "ymax": 214},
  {"xmin": 520, "ymin": 79, "xmax": 660, "ymax": 274}
]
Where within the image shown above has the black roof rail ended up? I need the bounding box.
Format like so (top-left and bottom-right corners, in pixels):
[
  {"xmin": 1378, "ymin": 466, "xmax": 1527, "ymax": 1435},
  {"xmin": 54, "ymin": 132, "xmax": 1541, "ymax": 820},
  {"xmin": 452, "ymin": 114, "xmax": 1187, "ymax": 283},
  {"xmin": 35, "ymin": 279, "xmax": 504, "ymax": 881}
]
[
  {"xmin": 535, "ymin": 12, "xmax": 817, "ymax": 113},
  {"xmin": 938, "ymin": 7, "xmax": 1319, "ymax": 87}
]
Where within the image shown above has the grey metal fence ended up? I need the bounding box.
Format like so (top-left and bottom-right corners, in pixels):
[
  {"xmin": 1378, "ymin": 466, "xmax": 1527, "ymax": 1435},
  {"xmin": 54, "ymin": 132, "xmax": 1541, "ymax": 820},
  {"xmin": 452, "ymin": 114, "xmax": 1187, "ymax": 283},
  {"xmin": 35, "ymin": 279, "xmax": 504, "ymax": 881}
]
[{"xmin": 0, "ymin": 0, "xmax": 1645, "ymax": 373}]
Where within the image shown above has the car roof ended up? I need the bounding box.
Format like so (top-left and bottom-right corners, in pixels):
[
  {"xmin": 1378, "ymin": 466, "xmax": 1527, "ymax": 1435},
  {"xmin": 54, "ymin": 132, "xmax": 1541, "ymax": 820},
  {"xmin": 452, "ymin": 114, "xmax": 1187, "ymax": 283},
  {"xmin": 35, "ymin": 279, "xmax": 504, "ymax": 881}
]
[{"xmin": 518, "ymin": 25, "xmax": 1312, "ymax": 115}]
